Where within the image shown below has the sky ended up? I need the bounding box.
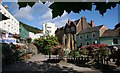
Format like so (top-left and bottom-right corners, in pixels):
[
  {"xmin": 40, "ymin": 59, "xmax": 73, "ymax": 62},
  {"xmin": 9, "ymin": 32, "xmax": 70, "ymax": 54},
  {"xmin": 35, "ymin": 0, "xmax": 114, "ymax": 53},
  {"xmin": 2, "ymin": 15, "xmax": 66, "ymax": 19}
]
[{"xmin": 2, "ymin": 1, "xmax": 119, "ymax": 30}]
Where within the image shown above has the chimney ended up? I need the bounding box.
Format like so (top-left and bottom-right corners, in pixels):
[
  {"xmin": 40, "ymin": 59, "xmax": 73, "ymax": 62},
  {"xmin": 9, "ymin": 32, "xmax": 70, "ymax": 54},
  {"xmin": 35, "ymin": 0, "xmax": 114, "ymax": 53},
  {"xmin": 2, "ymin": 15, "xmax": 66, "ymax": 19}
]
[
  {"xmin": 81, "ymin": 16, "xmax": 86, "ymax": 30},
  {"xmin": 4, "ymin": 5, "xmax": 8, "ymax": 11},
  {"xmin": 68, "ymin": 19, "xmax": 70, "ymax": 23},
  {"xmin": 91, "ymin": 20, "xmax": 94, "ymax": 27}
]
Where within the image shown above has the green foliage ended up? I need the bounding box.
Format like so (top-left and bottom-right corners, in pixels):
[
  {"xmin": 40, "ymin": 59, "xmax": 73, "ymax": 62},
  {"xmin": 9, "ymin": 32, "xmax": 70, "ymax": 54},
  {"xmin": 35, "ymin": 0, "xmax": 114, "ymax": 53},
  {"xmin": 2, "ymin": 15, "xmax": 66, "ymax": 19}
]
[
  {"xmin": 17, "ymin": 2, "xmax": 119, "ymax": 18},
  {"xmin": 20, "ymin": 22, "xmax": 42, "ymax": 34},
  {"xmin": 114, "ymin": 23, "xmax": 120, "ymax": 29},
  {"xmin": 33, "ymin": 35, "xmax": 59, "ymax": 54},
  {"xmin": 2, "ymin": 43, "xmax": 37, "ymax": 63},
  {"xmin": 69, "ymin": 50, "xmax": 81, "ymax": 57},
  {"xmin": 18, "ymin": 2, "xmax": 36, "ymax": 9},
  {"xmin": 94, "ymin": 2, "xmax": 118, "ymax": 16},
  {"xmin": 49, "ymin": 2, "xmax": 92, "ymax": 18},
  {"xmin": 26, "ymin": 37, "xmax": 32, "ymax": 43}
]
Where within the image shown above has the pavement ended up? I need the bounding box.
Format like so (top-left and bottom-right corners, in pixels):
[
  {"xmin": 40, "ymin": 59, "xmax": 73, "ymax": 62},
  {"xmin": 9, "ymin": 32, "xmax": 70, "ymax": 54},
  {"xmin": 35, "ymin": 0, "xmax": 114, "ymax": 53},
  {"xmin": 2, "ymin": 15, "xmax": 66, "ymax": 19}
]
[{"xmin": 2, "ymin": 53, "xmax": 120, "ymax": 73}]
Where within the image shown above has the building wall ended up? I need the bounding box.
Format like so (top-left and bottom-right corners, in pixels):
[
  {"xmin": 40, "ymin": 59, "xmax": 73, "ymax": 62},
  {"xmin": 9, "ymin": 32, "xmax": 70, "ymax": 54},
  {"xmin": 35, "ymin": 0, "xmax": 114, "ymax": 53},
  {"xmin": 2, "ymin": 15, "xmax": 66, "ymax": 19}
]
[
  {"xmin": 35, "ymin": 33, "xmax": 43, "ymax": 38},
  {"xmin": 99, "ymin": 26, "xmax": 108, "ymax": 37},
  {"xmin": 29, "ymin": 32, "xmax": 36, "ymax": 40},
  {"xmin": 19, "ymin": 25, "xmax": 29, "ymax": 40},
  {"xmin": 43, "ymin": 23, "xmax": 57, "ymax": 36},
  {"xmin": 0, "ymin": 5, "xmax": 19, "ymax": 34},
  {"xmin": 76, "ymin": 31, "xmax": 99, "ymax": 47},
  {"xmin": 100, "ymin": 36, "xmax": 120, "ymax": 46}
]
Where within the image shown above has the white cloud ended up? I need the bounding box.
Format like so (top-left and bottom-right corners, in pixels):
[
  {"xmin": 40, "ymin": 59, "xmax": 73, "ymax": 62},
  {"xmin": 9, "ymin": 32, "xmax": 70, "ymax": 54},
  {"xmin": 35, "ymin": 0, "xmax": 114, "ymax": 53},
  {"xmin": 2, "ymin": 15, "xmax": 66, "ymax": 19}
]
[
  {"xmin": 52, "ymin": 11, "xmax": 69, "ymax": 28},
  {"xmin": 44, "ymin": 1, "xmax": 53, "ymax": 7},
  {"xmin": 54, "ymin": 18, "xmax": 68, "ymax": 28},
  {"xmin": 61, "ymin": 10, "xmax": 68, "ymax": 17},
  {"xmin": 14, "ymin": 5, "xmax": 34, "ymax": 20},
  {"xmin": 40, "ymin": 9, "xmax": 52, "ymax": 20},
  {"xmin": 9, "ymin": 1, "xmax": 68, "ymax": 28}
]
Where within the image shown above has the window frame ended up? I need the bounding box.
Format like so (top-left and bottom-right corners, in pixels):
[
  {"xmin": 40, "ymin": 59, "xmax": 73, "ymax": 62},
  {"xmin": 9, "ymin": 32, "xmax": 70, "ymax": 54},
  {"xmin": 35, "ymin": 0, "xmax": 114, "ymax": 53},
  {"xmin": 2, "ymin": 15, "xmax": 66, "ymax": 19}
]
[{"xmin": 113, "ymin": 38, "xmax": 118, "ymax": 44}]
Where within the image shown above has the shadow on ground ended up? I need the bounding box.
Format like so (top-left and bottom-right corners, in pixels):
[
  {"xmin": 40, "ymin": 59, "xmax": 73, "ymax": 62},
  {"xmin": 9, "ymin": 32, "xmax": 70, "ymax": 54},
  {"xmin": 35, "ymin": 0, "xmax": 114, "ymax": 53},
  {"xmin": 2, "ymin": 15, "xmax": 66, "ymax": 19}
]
[
  {"xmin": 2, "ymin": 59, "xmax": 120, "ymax": 73},
  {"xmin": 66, "ymin": 59, "xmax": 120, "ymax": 73},
  {"xmin": 2, "ymin": 59, "xmax": 84, "ymax": 73}
]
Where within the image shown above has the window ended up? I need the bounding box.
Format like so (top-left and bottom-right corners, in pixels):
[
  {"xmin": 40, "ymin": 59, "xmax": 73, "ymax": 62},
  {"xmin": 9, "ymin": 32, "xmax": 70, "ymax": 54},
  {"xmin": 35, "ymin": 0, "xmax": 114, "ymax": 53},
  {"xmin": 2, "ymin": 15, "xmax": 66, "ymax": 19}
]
[
  {"xmin": 47, "ymin": 27, "xmax": 51, "ymax": 28},
  {"xmin": 86, "ymin": 34, "xmax": 88, "ymax": 38},
  {"xmin": 92, "ymin": 33, "xmax": 95, "ymax": 38},
  {"xmin": 79, "ymin": 43, "xmax": 82, "ymax": 48},
  {"xmin": 47, "ymin": 30, "xmax": 51, "ymax": 33},
  {"xmin": 113, "ymin": 38, "xmax": 118, "ymax": 44},
  {"xmin": 4, "ymin": 12, "xmax": 6, "ymax": 15},
  {"xmin": 93, "ymin": 41, "xmax": 95, "ymax": 44},
  {"xmin": 87, "ymin": 42, "xmax": 89, "ymax": 45},
  {"xmin": 80, "ymin": 43, "xmax": 82, "ymax": 46},
  {"xmin": 80, "ymin": 36, "xmax": 82, "ymax": 39}
]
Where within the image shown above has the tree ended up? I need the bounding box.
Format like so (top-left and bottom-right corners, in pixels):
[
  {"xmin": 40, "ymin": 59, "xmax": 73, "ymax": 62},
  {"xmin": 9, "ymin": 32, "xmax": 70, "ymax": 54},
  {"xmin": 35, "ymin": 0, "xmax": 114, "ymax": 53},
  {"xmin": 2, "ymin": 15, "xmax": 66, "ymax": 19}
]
[
  {"xmin": 17, "ymin": 2, "xmax": 120, "ymax": 18},
  {"xmin": 114, "ymin": 23, "xmax": 120, "ymax": 29},
  {"xmin": 33, "ymin": 35, "xmax": 58, "ymax": 54}
]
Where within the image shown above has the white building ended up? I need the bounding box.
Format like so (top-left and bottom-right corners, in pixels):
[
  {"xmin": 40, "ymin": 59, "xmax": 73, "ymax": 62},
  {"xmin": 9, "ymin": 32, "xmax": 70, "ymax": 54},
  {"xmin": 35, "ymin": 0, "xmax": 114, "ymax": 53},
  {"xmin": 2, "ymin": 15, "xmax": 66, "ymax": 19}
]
[
  {"xmin": 35, "ymin": 33, "xmax": 43, "ymax": 38},
  {"xmin": 0, "ymin": 5, "xmax": 19, "ymax": 35},
  {"xmin": 29, "ymin": 32, "xmax": 44, "ymax": 41},
  {"xmin": 28, "ymin": 32, "xmax": 36, "ymax": 41},
  {"xmin": 43, "ymin": 22, "xmax": 57, "ymax": 36}
]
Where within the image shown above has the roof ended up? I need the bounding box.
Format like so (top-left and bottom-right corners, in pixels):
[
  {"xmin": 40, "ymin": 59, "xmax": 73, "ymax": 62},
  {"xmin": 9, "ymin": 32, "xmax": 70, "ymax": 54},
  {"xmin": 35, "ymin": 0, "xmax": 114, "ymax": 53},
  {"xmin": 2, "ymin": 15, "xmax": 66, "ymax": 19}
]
[
  {"xmin": 78, "ymin": 25, "xmax": 103, "ymax": 34},
  {"xmin": 74, "ymin": 19, "xmax": 80, "ymax": 25},
  {"xmin": 101, "ymin": 29, "xmax": 120, "ymax": 37}
]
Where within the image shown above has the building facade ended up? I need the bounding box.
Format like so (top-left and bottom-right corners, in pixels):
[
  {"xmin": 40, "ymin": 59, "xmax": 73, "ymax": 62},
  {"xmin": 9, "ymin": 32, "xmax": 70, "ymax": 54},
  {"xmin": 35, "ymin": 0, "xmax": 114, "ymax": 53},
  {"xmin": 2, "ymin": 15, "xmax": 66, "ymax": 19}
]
[
  {"xmin": 35, "ymin": 33, "xmax": 43, "ymax": 38},
  {"xmin": 100, "ymin": 28, "xmax": 120, "ymax": 46},
  {"xmin": 19, "ymin": 24, "xmax": 29, "ymax": 42},
  {"xmin": 0, "ymin": 5, "xmax": 19, "ymax": 35},
  {"xmin": 63, "ymin": 17, "xmax": 95, "ymax": 50},
  {"xmin": 76, "ymin": 25, "xmax": 108, "ymax": 47},
  {"xmin": 28, "ymin": 32, "xmax": 36, "ymax": 41},
  {"xmin": 43, "ymin": 22, "xmax": 57, "ymax": 36}
]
